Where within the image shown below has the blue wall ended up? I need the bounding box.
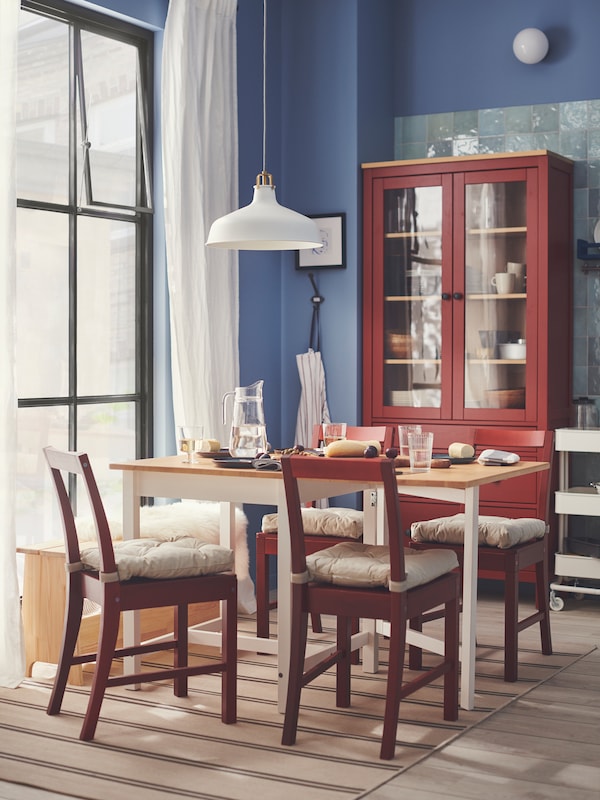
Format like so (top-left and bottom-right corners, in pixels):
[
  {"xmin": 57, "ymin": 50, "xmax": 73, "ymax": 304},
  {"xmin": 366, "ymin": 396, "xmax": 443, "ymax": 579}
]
[
  {"xmin": 392, "ymin": 0, "xmax": 600, "ymax": 116},
  {"xmin": 269, "ymin": 0, "xmax": 600, "ymax": 449},
  {"xmin": 89, "ymin": 0, "xmax": 600, "ymax": 450}
]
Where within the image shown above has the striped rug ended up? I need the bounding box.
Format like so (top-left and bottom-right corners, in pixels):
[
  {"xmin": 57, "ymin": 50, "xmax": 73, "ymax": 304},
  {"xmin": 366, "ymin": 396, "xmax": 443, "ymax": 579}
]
[{"xmin": 0, "ymin": 616, "xmax": 589, "ymax": 800}]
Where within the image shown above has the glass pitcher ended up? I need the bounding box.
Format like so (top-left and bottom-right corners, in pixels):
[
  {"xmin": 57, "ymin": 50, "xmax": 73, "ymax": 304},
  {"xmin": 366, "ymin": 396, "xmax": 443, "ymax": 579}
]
[{"xmin": 222, "ymin": 379, "xmax": 268, "ymax": 457}]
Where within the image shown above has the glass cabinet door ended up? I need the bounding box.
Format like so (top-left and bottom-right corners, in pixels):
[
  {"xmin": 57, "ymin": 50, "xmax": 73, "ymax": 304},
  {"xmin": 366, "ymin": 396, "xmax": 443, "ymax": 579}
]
[
  {"xmin": 463, "ymin": 175, "xmax": 528, "ymax": 414},
  {"xmin": 383, "ymin": 181, "xmax": 443, "ymax": 409}
]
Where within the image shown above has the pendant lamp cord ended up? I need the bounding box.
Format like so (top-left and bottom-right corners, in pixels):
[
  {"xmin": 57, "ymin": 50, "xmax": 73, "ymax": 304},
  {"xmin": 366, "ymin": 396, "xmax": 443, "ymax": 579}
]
[{"xmin": 262, "ymin": 0, "xmax": 267, "ymax": 175}]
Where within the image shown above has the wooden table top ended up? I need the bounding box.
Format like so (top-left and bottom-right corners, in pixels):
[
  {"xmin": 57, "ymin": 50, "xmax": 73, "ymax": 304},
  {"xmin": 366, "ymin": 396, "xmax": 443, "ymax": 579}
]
[{"xmin": 110, "ymin": 454, "xmax": 549, "ymax": 488}]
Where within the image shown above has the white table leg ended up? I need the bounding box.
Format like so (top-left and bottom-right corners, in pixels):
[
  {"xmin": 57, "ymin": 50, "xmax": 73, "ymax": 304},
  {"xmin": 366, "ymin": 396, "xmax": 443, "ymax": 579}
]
[
  {"xmin": 461, "ymin": 484, "xmax": 479, "ymax": 710},
  {"xmin": 361, "ymin": 488, "xmax": 383, "ymax": 673},
  {"xmin": 122, "ymin": 470, "xmax": 141, "ymax": 682},
  {"xmin": 275, "ymin": 482, "xmax": 291, "ymax": 712}
]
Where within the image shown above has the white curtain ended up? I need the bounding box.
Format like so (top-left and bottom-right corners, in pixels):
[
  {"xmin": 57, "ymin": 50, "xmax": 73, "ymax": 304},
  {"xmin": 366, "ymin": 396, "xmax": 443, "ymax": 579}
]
[
  {"xmin": 0, "ymin": 0, "xmax": 25, "ymax": 687},
  {"xmin": 162, "ymin": 0, "xmax": 257, "ymax": 612},
  {"xmin": 162, "ymin": 0, "xmax": 239, "ymax": 444}
]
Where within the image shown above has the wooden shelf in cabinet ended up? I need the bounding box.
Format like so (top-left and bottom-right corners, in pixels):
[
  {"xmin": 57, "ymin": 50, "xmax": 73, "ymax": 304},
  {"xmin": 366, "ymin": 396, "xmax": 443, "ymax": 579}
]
[
  {"xmin": 468, "ymin": 293, "xmax": 526, "ymax": 300},
  {"xmin": 468, "ymin": 358, "xmax": 526, "ymax": 365},
  {"xmin": 467, "ymin": 226, "xmax": 527, "ymax": 235},
  {"xmin": 385, "ymin": 230, "xmax": 441, "ymax": 239},
  {"xmin": 385, "ymin": 358, "xmax": 441, "ymax": 365},
  {"xmin": 385, "ymin": 295, "xmax": 441, "ymax": 302}
]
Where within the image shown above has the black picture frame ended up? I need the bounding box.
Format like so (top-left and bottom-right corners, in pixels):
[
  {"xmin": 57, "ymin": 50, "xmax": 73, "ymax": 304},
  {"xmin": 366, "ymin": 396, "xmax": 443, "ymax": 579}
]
[{"xmin": 296, "ymin": 213, "xmax": 346, "ymax": 270}]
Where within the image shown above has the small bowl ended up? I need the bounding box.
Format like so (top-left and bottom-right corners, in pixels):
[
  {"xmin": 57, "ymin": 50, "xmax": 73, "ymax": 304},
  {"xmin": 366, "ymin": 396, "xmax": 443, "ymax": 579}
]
[{"xmin": 499, "ymin": 342, "xmax": 526, "ymax": 359}]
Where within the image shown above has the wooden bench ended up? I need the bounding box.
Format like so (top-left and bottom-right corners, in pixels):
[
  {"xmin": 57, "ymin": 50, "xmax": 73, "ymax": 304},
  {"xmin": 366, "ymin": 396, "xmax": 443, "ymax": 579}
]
[{"xmin": 18, "ymin": 540, "xmax": 219, "ymax": 685}]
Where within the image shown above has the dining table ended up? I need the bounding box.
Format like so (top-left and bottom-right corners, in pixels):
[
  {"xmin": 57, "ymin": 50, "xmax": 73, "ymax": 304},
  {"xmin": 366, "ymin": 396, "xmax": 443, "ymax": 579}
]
[{"xmin": 110, "ymin": 454, "xmax": 549, "ymax": 712}]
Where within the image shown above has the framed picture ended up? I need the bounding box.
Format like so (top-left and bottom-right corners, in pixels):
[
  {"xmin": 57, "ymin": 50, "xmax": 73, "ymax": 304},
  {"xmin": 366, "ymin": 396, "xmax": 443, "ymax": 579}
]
[{"xmin": 296, "ymin": 213, "xmax": 346, "ymax": 270}]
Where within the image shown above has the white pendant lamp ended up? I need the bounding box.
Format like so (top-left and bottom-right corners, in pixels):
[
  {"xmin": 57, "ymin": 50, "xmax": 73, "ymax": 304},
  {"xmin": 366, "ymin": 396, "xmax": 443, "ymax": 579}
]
[{"xmin": 206, "ymin": 0, "xmax": 321, "ymax": 251}]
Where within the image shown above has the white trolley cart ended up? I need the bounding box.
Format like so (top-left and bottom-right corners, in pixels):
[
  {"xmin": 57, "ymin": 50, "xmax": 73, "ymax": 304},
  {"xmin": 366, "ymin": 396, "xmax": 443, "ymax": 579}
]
[{"xmin": 551, "ymin": 428, "xmax": 600, "ymax": 611}]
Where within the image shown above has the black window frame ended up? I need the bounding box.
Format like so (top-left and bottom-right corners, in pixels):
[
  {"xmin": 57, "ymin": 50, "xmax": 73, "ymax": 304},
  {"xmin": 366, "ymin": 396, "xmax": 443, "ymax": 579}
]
[{"xmin": 17, "ymin": 0, "xmax": 154, "ymax": 460}]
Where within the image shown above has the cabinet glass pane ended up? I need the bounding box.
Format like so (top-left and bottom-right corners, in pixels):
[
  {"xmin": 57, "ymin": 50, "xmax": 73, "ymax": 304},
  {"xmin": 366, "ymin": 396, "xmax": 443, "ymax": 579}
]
[
  {"xmin": 464, "ymin": 181, "xmax": 527, "ymax": 410},
  {"xmin": 384, "ymin": 186, "xmax": 442, "ymax": 408}
]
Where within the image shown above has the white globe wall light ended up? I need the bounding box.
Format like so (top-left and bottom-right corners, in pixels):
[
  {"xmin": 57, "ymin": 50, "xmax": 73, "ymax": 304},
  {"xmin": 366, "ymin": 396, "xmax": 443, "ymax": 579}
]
[{"xmin": 513, "ymin": 28, "xmax": 549, "ymax": 64}]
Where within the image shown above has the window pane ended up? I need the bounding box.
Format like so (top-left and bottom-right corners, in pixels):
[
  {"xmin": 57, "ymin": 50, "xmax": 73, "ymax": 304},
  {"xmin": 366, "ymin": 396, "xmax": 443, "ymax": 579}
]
[
  {"xmin": 78, "ymin": 31, "xmax": 138, "ymax": 208},
  {"xmin": 17, "ymin": 11, "xmax": 69, "ymax": 204},
  {"xmin": 77, "ymin": 216, "xmax": 136, "ymax": 395},
  {"xmin": 77, "ymin": 402, "xmax": 136, "ymax": 518},
  {"xmin": 16, "ymin": 208, "xmax": 69, "ymax": 399},
  {"xmin": 16, "ymin": 406, "xmax": 69, "ymax": 553}
]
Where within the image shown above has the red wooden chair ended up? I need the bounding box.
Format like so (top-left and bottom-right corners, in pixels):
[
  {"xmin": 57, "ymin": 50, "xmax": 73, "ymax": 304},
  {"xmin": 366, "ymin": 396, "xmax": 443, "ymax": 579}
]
[
  {"xmin": 255, "ymin": 425, "xmax": 393, "ymax": 638},
  {"xmin": 280, "ymin": 454, "xmax": 460, "ymax": 760},
  {"xmin": 43, "ymin": 447, "xmax": 237, "ymax": 740},
  {"xmin": 409, "ymin": 428, "xmax": 554, "ymax": 681}
]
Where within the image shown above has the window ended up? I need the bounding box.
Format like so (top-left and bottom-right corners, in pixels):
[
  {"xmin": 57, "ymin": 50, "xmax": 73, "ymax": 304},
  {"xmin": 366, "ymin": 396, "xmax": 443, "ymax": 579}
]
[{"xmin": 16, "ymin": 0, "xmax": 153, "ymax": 553}]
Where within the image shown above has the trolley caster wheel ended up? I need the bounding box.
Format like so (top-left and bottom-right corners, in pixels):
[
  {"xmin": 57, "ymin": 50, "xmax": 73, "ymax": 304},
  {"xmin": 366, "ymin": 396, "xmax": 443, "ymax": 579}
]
[
  {"xmin": 549, "ymin": 591, "xmax": 565, "ymax": 612},
  {"xmin": 574, "ymin": 592, "xmax": 585, "ymax": 601}
]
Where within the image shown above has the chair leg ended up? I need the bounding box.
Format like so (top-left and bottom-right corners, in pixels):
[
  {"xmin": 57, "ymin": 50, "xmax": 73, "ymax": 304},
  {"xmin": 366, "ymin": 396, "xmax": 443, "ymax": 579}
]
[
  {"xmin": 536, "ymin": 550, "xmax": 553, "ymax": 656},
  {"xmin": 47, "ymin": 586, "xmax": 84, "ymax": 716},
  {"xmin": 310, "ymin": 612, "xmax": 323, "ymax": 633},
  {"xmin": 380, "ymin": 612, "xmax": 406, "ymax": 760},
  {"xmin": 256, "ymin": 536, "xmax": 271, "ymax": 639},
  {"xmin": 174, "ymin": 604, "xmax": 189, "ymax": 698},
  {"xmin": 221, "ymin": 582, "xmax": 237, "ymax": 724},
  {"xmin": 443, "ymin": 592, "xmax": 459, "ymax": 721},
  {"xmin": 408, "ymin": 614, "xmax": 424, "ymax": 671},
  {"xmin": 282, "ymin": 586, "xmax": 309, "ymax": 747},
  {"xmin": 335, "ymin": 616, "xmax": 352, "ymax": 707},
  {"xmin": 80, "ymin": 605, "xmax": 121, "ymax": 741},
  {"xmin": 503, "ymin": 559, "xmax": 520, "ymax": 683}
]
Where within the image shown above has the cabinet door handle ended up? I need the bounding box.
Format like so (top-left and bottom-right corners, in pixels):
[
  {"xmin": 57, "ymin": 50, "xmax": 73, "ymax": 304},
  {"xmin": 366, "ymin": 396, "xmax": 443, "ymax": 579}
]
[
  {"xmin": 453, "ymin": 292, "xmax": 464, "ymax": 301},
  {"xmin": 441, "ymin": 292, "xmax": 451, "ymax": 301}
]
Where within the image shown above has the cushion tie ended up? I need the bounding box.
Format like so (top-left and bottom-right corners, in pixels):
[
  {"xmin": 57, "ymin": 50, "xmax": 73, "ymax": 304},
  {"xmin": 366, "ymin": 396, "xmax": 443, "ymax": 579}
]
[
  {"xmin": 100, "ymin": 571, "xmax": 120, "ymax": 583},
  {"xmin": 291, "ymin": 570, "xmax": 310, "ymax": 585}
]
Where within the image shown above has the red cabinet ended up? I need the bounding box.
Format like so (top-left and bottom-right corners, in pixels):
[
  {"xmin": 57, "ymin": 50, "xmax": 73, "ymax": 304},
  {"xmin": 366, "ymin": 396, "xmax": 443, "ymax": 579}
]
[{"xmin": 362, "ymin": 151, "xmax": 573, "ymax": 567}]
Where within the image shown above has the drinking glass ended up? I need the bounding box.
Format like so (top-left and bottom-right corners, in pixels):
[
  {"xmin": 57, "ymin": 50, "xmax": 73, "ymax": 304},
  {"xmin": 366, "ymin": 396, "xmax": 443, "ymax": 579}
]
[
  {"xmin": 322, "ymin": 422, "xmax": 347, "ymax": 447},
  {"xmin": 408, "ymin": 431, "xmax": 434, "ymax": 473},
  {"xmin": 397, "ymin": 424, "xmax": 422, "ymax": 457},
  {"xmin": 178, "ymin": 425, "xmax": 204, "ymax": 463}
]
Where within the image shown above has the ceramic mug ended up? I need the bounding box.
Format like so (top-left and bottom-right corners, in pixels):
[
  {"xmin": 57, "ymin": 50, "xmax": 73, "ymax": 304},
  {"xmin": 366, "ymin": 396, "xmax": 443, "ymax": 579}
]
[
  {"xmin": 491, "ymin": 272, "xmax": 515, "ymax": 294},
  {"xmin": 506, "ymin": 262, "xmax": 526, "ymax": 292}
]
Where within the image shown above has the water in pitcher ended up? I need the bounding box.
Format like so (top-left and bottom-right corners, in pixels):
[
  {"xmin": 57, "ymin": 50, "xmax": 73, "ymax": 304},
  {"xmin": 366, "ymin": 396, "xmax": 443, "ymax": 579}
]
[{"xmin": 229, "ymin": 425, "xmax": 267, "ymax": 458}]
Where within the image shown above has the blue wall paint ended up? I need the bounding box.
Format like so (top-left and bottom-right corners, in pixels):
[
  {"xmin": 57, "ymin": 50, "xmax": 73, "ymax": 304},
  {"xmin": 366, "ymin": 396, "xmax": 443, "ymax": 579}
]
[
  {"xmin": 92, "ymin": 0, "xmax": 600, "ymax": 453},
  {"xmin": 393, "ymin": 0, "xmax": 600, "ymax": 116},
  {"xmin": 245, "ymin": 0, "xmax": 397, "ymax": 449}
]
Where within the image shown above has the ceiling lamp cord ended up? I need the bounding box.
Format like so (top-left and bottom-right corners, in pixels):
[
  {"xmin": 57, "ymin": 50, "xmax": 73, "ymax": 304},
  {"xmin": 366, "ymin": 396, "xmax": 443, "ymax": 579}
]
[{"xmin": 205, "ymin": 0, "xmax": 321, "ymax": 251}]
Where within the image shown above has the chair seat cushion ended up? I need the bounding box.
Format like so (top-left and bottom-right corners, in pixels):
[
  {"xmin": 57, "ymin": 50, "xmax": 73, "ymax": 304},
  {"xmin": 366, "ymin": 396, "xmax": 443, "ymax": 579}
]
[
  {"xmin": 261, "ymin": 507, "xmax": 363, "ymax": 539},
  {"xmin": 306, "ymin": 542, "xmax": 458, "ymax": 590},
  {"xmin": 80, "ymin": 537, "xmax": 235, "ymax": 581},
  {"xmin": 411, "ymin": 513, "xmax": 547, "ymax": 549}
]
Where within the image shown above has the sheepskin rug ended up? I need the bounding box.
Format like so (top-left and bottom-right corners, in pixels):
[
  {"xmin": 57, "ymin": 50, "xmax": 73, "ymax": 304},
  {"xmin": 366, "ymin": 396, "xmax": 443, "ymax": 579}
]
[{"xmin": 76, "ymin": 501, "xmax": 256, "ymax": 613}]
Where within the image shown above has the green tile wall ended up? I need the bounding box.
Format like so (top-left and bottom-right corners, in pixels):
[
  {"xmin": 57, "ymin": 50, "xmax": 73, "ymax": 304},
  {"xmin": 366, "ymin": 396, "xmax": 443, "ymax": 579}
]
[{"xmin": 395, "ymin": 100, "xmax": 600, "ymax": 404}]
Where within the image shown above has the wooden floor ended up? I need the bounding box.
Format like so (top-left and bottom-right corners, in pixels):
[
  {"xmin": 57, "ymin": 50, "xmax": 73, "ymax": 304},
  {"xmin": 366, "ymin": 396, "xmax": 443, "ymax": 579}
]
[{"xmin": 1, "ymin": 586, "xmax": 598, "ymax": 800}]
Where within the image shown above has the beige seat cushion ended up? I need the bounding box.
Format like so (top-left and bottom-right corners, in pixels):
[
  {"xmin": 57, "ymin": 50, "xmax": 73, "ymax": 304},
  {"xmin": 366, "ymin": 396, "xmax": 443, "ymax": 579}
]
[
  {"xmin": 261, "ymin": 507, "xmax": 363, "ymax": 539},
  {"xmin": 411, "ymin": 513, "xmax": 547, "ymax": 549},
  {"xmin": 306, "ymin": 541, "xmax": 458, "ymax": 590},
  {"xmin": 79, "ymin": 537, "xmax": 234, "ymax": 581}
]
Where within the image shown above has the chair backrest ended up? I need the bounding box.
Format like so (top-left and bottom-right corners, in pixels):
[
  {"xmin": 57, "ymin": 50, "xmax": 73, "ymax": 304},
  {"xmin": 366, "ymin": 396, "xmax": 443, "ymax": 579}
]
[
  {"xmin": 472, "ymin": 428, "xmax": 554, "ymax": 522},
  {"xmin": 44, "ymin": 446, "xmax": 118, "ymax": 579},
  {"xmin": 312, "ymin": 424, "xmax": 393, "ymax": 450},
  {"xmin": 281, "ymin": 455, "xmax": 405, "ymax": 585}
]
